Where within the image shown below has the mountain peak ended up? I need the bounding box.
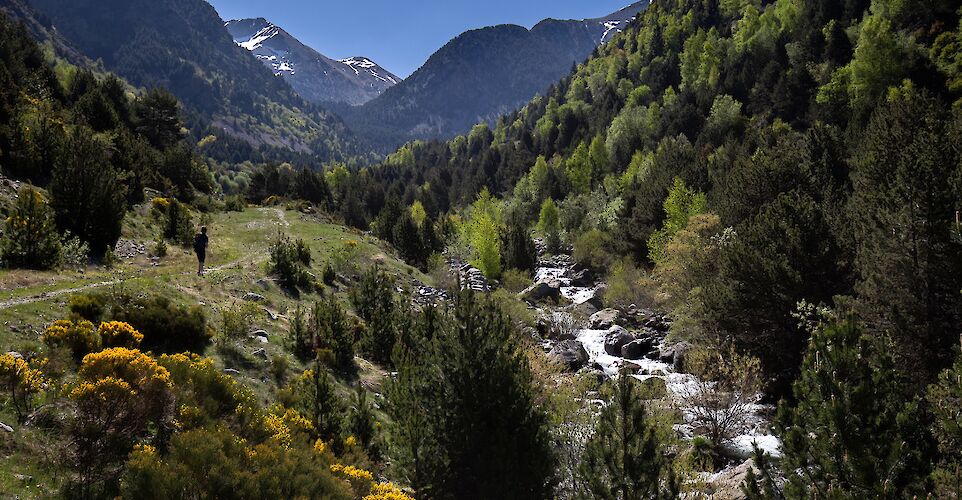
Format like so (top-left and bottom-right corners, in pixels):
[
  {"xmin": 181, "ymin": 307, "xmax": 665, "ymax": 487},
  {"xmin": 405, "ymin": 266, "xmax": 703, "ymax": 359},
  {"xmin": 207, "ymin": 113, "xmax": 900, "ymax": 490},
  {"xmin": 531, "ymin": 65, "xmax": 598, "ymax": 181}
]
[{"xmin": 225, "ymin": 19, "xmax": 399, "ymax": 105}]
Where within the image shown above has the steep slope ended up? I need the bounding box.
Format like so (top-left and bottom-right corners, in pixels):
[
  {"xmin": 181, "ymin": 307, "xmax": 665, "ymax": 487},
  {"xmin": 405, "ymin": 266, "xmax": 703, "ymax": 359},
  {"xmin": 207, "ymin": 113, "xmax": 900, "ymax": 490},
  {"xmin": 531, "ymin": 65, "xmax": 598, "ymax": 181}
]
[
  {"xmin": 27, "ymin": 0, "xmax": 361, "ymax": 162},
  {"xmin": 225, "ymin": 18, "xmax": 398, "ymax": 106},
  {"xmin": 342, "ymin": 1, "xmax": 649, "ymax": 150}
]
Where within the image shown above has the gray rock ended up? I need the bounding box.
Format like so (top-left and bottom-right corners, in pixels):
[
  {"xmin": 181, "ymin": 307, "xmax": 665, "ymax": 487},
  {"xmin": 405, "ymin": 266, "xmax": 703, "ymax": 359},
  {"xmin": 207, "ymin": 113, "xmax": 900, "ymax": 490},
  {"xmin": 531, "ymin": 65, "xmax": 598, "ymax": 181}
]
[
  {"xmin": 252, "ymin": 348, "xmax": 268, "ymax": 361},
  {"xmin": 569, "ymin": 268, "xmax": 595, "ymax": 287},
  {"xmin": 519, "ymin": 281, "xmax": 562, "ymax": 302},
  {"xmin": 603, "ymin": 326, "xmax": 634, "ymax": 356},
  {"xmin": 252, "ymin": 329, "xmax": 269, "ymax": 338},
  {"xmin": 243, "ymin": 292, "xmax": 267, "ymax": 302},
  {"xmin": 223, "ymin": 368, "xmax": 241, "ymax": 375},
  {"xmin": 621, "ymin": 338, "xmax": 655, "ymax": 360},
  {"xmin": 0, "ymin": 422, "xmax": 13, "ymax": 432},
  {"xmin": 6, "ymin": 351, "xmax": 23, "ymax": 359},
  {"xmin": 548, "ymin": 340, "xmax": 589, "ymax": 371},
  {"xmin": 589, "ymin": 308, "xmax": 621, "ymax": 330}
]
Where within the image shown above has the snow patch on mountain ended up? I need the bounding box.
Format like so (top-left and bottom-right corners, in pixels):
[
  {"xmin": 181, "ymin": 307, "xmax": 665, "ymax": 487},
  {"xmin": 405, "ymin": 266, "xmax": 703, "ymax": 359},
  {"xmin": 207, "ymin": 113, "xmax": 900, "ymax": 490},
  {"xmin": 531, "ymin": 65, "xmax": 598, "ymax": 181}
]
[{"xmin": 340, "ymin": 57, "xmax": 398, "ymax": 85}]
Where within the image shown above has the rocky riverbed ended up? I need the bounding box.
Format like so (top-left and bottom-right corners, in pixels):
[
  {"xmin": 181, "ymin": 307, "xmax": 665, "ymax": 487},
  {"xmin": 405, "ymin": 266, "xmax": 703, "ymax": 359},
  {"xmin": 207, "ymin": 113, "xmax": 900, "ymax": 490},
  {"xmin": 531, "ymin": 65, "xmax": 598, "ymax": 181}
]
[{"xmin": 526, "ymin": 252, "xmax": 781, "ymax": 495}]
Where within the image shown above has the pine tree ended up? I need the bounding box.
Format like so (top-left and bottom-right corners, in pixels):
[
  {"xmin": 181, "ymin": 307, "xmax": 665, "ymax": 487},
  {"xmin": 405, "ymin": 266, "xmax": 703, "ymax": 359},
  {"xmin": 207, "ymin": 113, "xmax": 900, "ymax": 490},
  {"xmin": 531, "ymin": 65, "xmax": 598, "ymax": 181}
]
[
  {"xmin": 387, "ymin": 294, "xmax": 556, "ymax": 498},
  {"xmin": 0, "ymin": 186, "xmax": 62, "ymax": 269},
  {"xmin": 927, "ymin": 353, "xmax": 962, "ymax": 497},
  {"xmin": 311, "ymin": 296, "xmax": 355, "ymax": 371},
  {"xmin": 849, "ymin": 90, "xmax": 962, "ymax": 385},
  {"xmin": 351, "ymin": 266, "xmax": 398, "ymax": 367},
  {"xmin": 49, "ymin": 129, "xmax": 127, "ymax": 256},
  {"xmin": 774, "ymin": 318, "xmax": 929, "ymax": 498},
  {"xmin": 578, "ymin": 372, "xmax": 678, "ymax": 500}
]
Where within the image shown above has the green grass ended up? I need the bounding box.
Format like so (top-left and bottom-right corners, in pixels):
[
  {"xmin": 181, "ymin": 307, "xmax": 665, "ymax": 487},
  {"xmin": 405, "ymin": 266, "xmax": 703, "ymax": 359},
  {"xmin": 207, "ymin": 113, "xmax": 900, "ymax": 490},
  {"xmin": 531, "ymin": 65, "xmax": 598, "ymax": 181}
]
[{"xmin": 0, "ymin": 204, "xmax": 423, "ymax": 495}]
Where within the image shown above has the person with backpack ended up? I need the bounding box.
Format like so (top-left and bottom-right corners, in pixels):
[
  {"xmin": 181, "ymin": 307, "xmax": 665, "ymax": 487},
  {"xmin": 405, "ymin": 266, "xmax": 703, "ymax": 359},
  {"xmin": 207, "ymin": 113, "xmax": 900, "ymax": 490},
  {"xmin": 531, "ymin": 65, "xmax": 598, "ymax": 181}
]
[{"xmin": 193, "ymin": 226, "xmax": 209, "ymax": 276}]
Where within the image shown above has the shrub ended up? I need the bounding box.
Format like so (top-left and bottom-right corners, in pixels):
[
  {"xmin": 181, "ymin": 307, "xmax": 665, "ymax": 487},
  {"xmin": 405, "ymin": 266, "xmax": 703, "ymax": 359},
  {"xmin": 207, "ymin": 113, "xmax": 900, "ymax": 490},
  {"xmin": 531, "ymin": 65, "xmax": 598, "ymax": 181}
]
[
  {"xmin": 0, "ymin": 353, "xmax": 47, "ymax": 423},
  {"xmin": 573, "ymin": 229, "xmax": 614, "ymax": 272},
  {"xmin": 269, "ymin": 235, "xmax": 313, "ymax": 292},
  {"xmin": 111, "ymin": 294, "xmax": 210, "ymax": 354},
  {"xmin": 538, "ymin": 198, "xmax": 562, "ymax": 254},
  {"xmin": 68, "ymin": 348, "xmax": 172, "ymax": 493},
  {"xmin": 225, "ymin": 195, "xmax": 245, "ymax": 212},
  {"xmin": 61, "ymin": 232, "xmax": 90, "ymax": 268},
  {"xmin": 121, "ymin": 428, "xmax": 353, "ymax": 499},
  {"xmin": 162, "ymin": 199, "xmax": 193, "ymax": 247},
  {"xmin": 97, "ymin": 321, "xmax": 144, "ymax": 349},
  {"xmin": 42, "ymin": 319, "xmax": 100, "ymax": 359},
  {"xmin": 322, "ymin": 262, "xmax": 337, "ymax": 286},
  {"xmin": 0, "ymin": 186, "xmax": 62, "ymax": 269},
  {"xmin": 501, "ymin": 268, "xmax": 532, "ymax": 294},
  {"xmin": 219, "ymin": 301, "xmax": 261, "ymax": 345},
  {"xmin": 69, "ymin": 293, "xmax": 106, "ymax": 323},
  {"xmin": 604, "ymin": 257, "xmax": 655, "ymax": 310}
]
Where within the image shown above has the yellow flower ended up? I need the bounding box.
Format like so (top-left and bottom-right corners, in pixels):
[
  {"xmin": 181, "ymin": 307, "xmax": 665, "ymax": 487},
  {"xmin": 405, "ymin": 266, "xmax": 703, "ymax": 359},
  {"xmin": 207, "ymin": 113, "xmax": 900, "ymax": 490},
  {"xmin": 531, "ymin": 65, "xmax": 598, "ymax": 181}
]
[
  {"xmin": 313, "ymin": 439, "xmax": 327, "ymax": 455},
  {"xmin": 98, "ymin": 321, "xmax": 144, "ymax": 348},
  {"xmin": 363, "ymin": 482, "xmax": 415, "ymax": 500},
  {"xmin": 345, "ymin": 435, "xmax": 359, "ymax": 448}
]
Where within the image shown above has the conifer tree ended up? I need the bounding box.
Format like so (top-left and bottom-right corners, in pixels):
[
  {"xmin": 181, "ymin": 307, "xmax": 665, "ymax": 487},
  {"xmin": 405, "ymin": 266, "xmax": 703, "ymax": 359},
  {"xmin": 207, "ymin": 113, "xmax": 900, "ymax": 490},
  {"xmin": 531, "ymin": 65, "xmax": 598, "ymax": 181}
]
[
  {"xmin": 849, "ymin": 90, "xmax": 962, "ymax": 385},
  {"xmin": 578, "ymin": 372, "xmax": 678, "ymax": 500},
  {"xmin": 387, "ymin": 293, "xmax": 556, "ymax": 499},
  {"xmin": 772, "ymin": 318, "xmax": 929, "ymax": 498},
  {"xmin": 0, "ymin": 186, "xmax": 62, "ymax": 269},
  {"xmin": 538, "ymin": 198, "xmax": 562, "ymax": 254},
  {"xmin": 311, "ymin": 296, "xmax": 355, "ymax": 371}
]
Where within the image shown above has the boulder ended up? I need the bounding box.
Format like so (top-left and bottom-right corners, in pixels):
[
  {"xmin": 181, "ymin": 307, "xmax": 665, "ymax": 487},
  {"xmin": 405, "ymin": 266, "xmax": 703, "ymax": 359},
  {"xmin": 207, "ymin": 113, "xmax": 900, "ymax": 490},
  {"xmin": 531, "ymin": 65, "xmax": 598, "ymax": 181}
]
[
  {"xmin": 603, "ymin": 326, "xmax": 634, "ymax": 356},
  {"xmin": 568, "ymin": 299, "xmax": 599, "ymax": 318},
  {"xmin": 621, "ymin": 338, "xmax": 655, "ymax": 360},
  {"xmin": 661, "ymin": 341, "xmax": 692, "ymax": 372},
  {"xmin": 243, "ymin": 292, "xmax": 266, "ymax": 302},
  {"xmin": 705, "ymin": 459, "xmax": 756, "ymax": 500},
  {"xmin": 223, "ymin": 368, "xmax": 241, "ymax": 375},
  {"xmin": 0, "ymin": 422, "xmax": 12, "ymax": 432},
  {"xmin": 252, "ymin": 348, "xmax": 268, "ymax": 361},
  {"xmin": 589, "ymin": 308, "xmax": 621, "ymax": 330},
  {"xmin": 520, "ymin": 281, "xmax": 562, "ymax": 302},
  {"xmin": 569, "ymin": 268, "xmax": 595, "ymax": 287},
  {"xmin": 548, "ymin": 340, "xmax": 589, "ymax": 371}
]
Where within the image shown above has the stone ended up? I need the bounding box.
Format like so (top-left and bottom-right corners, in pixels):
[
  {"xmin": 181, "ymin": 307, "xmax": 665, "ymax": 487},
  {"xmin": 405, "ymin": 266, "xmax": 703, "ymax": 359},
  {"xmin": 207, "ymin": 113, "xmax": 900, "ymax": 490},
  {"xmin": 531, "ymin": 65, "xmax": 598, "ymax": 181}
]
[
  {"xmin": 621, "ymin": 338, "xmax": 655, "ymax": 360},
  {"xmin": 568, "ymin": 299, "xmax": 599, "ymax": 318},
  {"xmin": 254, "ymin": 279, "xmax": 271, "ymax": 290},
  {"xmin": 662, "ymin": 341, "xmax": 692, "ymax": 372},
  {"xmin": 603, "ymin": 326, "xmax": 634, "ymax": 356},
  {"xmin": 569, "ymin": 268, "xmax": 595, "ymax": 287},
  {"xmin": 548, "ymin": 340, "xmax": 589, "ymax": 371},
  {"xmin": 252, "ymin": 329, "xmax": 269, "ymax": 338},
  {"xmin": 14, "ymin": 474, "xmax": 32, "ymax": 483},
  {"xmin": 0, "ymin": 422, "xmax": 12, "ymax": 432},
  {"xmin": 243, "ymin": 292, "xmax": 266, "ymax": 302},
  {"xmin": 252, "ymin": 348, "xmax": 268, "ymax": 361},
  {"xmin": 223, "ymin": 368, "xmax": 241, "ymax": 375},
  {"xmin": 589, "ymin": 308, "xmax": 621, "ymax": 329},
  {"xmin": 6, "ymin": 351, "xmax": 23, "ymax": 359},
  {"xmin": 519, "ymin": 281, "xmax": 562, "ymax": 302},
  {"xmin": 705, "ymin": 459, "xmax": 756, "ymax": 500}
]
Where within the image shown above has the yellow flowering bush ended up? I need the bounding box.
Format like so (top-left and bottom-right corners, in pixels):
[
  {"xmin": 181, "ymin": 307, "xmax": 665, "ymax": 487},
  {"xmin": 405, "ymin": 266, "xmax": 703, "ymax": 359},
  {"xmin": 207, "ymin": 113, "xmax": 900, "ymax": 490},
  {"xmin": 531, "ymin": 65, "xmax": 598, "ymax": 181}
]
[
  {"xmin": 98, "ymin": 321, "xmax": 144, "ymax": 348},
  {"xmin": 364, "ymin": 482, "xmax": 415, "ymax": 500},
  {"xmin": 330, "ymin": 463, "xmax": 375, "ymax": 495},
  {"xmin": 0, "ymin": 353, "xmax": 46, "ymax": 423},
  {"xmin": 151, "ymin": 197, "xmax": 171, "ymax": 210},
  {"xmin": 69, "ymin": 349, "xmax": 173, "ymax": 486},
  {"xmin": 42, "ymin": 319, "xmax": 100, "ymax": 359}
]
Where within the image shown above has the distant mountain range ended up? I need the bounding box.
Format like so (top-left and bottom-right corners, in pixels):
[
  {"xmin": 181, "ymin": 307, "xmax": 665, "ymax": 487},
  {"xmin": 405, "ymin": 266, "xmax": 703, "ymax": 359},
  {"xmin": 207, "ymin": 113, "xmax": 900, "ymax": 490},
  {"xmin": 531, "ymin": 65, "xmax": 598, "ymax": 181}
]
[
  {"xmin": 339, "ymin": 1, "xmax": 650, "ymax": 150},
  {"xmin": 21, "ymin": 0, "xmax": 361, "ymax": 163},
  {"xmin": 9, "ymin": 0, "xmax": 648, "ymax": 160},
  {"xmin": 225, "ymin": 18, "xmax": 398, "ymax": 106}
]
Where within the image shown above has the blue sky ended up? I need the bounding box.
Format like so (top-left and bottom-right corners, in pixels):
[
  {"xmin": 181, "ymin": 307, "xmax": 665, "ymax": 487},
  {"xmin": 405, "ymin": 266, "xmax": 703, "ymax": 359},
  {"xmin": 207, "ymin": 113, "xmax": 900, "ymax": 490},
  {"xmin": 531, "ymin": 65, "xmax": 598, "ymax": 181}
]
[{"xmin": 207, "ymin": 0, "xmax": 634, "ymax": 78}]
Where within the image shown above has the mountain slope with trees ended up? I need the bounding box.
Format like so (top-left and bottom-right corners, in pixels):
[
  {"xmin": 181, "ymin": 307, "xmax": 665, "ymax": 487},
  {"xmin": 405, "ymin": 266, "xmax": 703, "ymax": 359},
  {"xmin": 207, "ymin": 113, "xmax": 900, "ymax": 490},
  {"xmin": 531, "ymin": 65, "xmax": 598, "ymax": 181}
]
[
  {"xmin": 26, "ymin": 0, "xmax": 366, "ymax": 164},
  {"xmin": 339, "ymin": 1, "xmax": 650, "ymax": 151}
]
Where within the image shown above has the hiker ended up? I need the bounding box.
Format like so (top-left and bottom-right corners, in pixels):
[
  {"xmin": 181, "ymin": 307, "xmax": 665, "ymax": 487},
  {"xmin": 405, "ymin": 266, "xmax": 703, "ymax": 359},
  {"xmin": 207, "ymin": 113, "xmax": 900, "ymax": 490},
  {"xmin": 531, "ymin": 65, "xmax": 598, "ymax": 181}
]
[{"xmin": 193, "ymin": 226, "xmax": 209, "ymax": 275}]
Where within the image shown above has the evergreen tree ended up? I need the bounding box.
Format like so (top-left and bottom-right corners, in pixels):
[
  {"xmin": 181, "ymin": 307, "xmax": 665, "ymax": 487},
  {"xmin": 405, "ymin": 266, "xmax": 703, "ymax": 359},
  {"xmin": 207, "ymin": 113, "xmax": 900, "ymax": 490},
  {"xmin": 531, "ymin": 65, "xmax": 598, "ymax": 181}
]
[
  {"xmin": 347, "ymin": 385, "xmax": 379, "ymax": 457},
  {"xmin": 849, "ymin": 91, "xmax": 962, "ymax": 385},
  {"xmin": 311, "ymin": 296, "xmax": 355, "ymax": 371},
  {"xmin": 49, "ymin": 129, "xmax": 127, "ymax": 256},
  {"xmin": 927, "ymin": 353, "xmax": 962, "ymax": 497},
  {"xmin": 295, "ymin": 360, "xmax": 342, "ymax": 443},
  {"xmin": 578, "ymin": 372, "xmax": 678, "ymax": 500},
  {"xmin": 0, "ymin": 186, "xmax": 62, "ymax": 269},
  {"xmin": 351, "ymin": 266, "xmax": 398, "ymax": 367},
  {"xmin": 501, "ymin": 213, "xmax": 537, "ymax": 274},
  {"xmin": 773, "ymin": 318, "xmax": 929, "ymax": 498},
  {"xmin": 387, "ymin": 294, "xmax": 556, "ymax": 498}
]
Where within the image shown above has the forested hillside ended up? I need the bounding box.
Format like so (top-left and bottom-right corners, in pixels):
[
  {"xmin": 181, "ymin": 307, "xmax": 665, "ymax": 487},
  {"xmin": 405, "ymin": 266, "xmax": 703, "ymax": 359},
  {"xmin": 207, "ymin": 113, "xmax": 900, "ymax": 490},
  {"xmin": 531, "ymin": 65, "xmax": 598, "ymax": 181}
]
[
  {"xmin": 25, "ymin": 0, "xmax": 368, "ymax": 165},
  {"xmin": 339, "ymin": 2, "xmax": 649, "ymax": 151},
  {"xmin": 1, "ymin": 0, "xmax": 962, "ymax": 498}
]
